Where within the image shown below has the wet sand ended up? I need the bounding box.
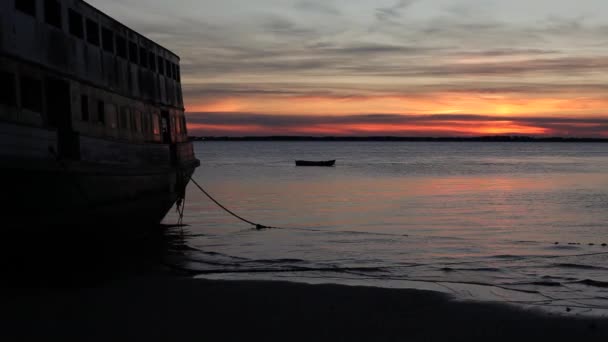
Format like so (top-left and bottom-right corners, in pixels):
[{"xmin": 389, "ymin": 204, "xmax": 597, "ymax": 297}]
[
  {"xmin": 2, "ymin": 276, "xmax": 607, "ymax": 342},
  {"xmin": 1, "ymin": 226, "xmax": 606, "ymax": 341}
]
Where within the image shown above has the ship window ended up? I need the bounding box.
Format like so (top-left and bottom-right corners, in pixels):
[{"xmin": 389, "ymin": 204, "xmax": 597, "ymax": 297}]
[
  {"xmin": 139, "ymin": 47, "xmax": 148, "ymax": 68},
  {"xmin": 102, "ymin": 27, "xmax": 114, "ymax": 53},
  {"xmin": 177, "ymin": 88, "xmax": 183, "ymax": 104},
  {"xmin": 136, "ymin": 111, "xmax": 143, "ymax": 133},
  {"xmin": 97, "ymin": 100, "xmax": 105, "ymax": 124},
  {"xmin": 120, "ymin": 107, "xmax": 129, "ymax": 129},
  {"xmin": 142, "ymin": 112, "xmax": 149, "ymax": 134},
  {"xmin": 166, "ymin": 60, "xmax": 172, "ymax": 79},
  {"xmin": 44, "ymin": 0, "xmax": 62, "ymax": 29},
  {"xmin": 129, "ymin": 42, "xmax": 138, "ymax": 64},
  {"xmin": 176, "ymin": 115, "xmax": 182, "ymax": 134},
  {"xmin": 170, "ymin": 63, "xmax": 176, "ymax": 81},
  {"xmin": 115, "ymin": 35, "xmax": 127, "ymax": 59},
  {"xmin": 86, "ymin": 19, "xmax": 100, "ymax": 46},
  {"xmin": 68, "ymin": 9, "xmax": 84, "ymax": 39},
  {"xmin": 81, "ymin": 95, "xmax": 89, "ymax": 121},
  {"xmin": 130, "ymin": 111, "xmax": 136, "ymax": 132},
  {"xmin": 15, "ymin": 0, "xmax": 36, "ymax": 17},
  {"xmin": 157, "ymin": 57, "xmax": 165, "ymax": 75},
  {"xmin": 149, "ymin": 53, "xmax": 157, "ymax": 72},
  {"xmin": 107, "ymin": 104, "xmax": 118, "ymax": 129},
  {"xmin": 20, "ymin": 76, "xmax": 43, "ymax": 113},
  {"xmin": 152, "ymin": 113, "xmax": 160, "ymax": 135},
  {"xmin": 0, "ymin": 72, "xmax": 17, "ymax": 107},
  {"xmin": 131, "ymin": 110, "xmax": 142, "ymax": 133}
]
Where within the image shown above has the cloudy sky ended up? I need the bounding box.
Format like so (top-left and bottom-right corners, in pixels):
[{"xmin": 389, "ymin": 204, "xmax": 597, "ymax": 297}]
[{"xmin": 90, "ymin": 0, "xmax": 608, "ymax": 137}]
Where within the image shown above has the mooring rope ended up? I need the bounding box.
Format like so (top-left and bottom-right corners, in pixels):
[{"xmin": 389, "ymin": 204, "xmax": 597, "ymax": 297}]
[
  {"xmin": 186, "ymin": 177, "xmax": 608, "ymax": 257},
  {"xmin": 189, "ymin": 177, "xmax": 273, "ymax": 230},
  {"xmin": 175, "ymin": 195, "xmax": 186, "ymax": 227}
]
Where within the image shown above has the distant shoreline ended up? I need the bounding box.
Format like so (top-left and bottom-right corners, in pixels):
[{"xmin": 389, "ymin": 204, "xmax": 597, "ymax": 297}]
[{"xmin": 191, "ymin": 136, "xmax": 608, "ymax": 142}]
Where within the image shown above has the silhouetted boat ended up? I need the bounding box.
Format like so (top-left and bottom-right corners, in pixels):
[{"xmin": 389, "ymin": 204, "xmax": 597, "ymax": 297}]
[
  {"xmin": 295, "ymin": 160, "xmax": 336, "ymax": 167},
  {"xmin": 0, "ymin": 0, "xmax": 199, "ymax": 225}
]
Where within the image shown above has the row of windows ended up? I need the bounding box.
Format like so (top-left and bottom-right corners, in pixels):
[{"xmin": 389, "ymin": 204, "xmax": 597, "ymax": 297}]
[
  {"xmin": 14, "ymin": 0, "xmax": 182, "ymax": 82},
  {"xmin": 80, "ymin": 95, "xmax": 159, "ymax": 136},
  {"xmin": 80, "ymin": 100, "xmax": 188, "ymax": 139},
  {"xmin": 0, "ymin": 70, "xmax": 43, "ymax": 113},
  {"xmin": 0, "ymin": 72, "xmax": 17, "ymax": 107},
  {"xmin": 0, "ymin": 70, "xmax": 186, "ymax": 139}
]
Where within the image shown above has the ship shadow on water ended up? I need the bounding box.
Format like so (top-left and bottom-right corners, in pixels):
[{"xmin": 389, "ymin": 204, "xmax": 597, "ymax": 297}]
[{"xmin": 0, "ymin": 224, "xmax": 194, "ymax": 288}]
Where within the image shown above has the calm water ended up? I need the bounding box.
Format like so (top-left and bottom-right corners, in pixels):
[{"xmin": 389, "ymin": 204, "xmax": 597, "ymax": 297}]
[{"xmin": 165, "ymin": 141, "xmax": 608, "ymax": 315}]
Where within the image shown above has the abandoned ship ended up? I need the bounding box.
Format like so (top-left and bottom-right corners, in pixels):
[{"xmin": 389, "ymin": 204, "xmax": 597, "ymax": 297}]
[{"xmin": 0, "ymin": 0, "xmax": 200, "ymax": 224}]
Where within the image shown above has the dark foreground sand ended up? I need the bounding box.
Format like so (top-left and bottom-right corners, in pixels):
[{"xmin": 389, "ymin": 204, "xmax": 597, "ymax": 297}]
[
  {"xmin": 1, "ymin": 226, "xmax": 606, "ymax": 342},
  {"xmin": 1, "ymin": 276, "xmax": 607, "ymax": 342}
]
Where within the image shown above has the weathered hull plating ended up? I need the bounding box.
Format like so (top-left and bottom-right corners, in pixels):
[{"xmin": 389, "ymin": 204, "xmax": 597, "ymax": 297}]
[
  {"xmin": 0, "ymin": 120, "xmax": 199, "ymax": 225},
  {"xmin": 1, "ymin": 158, "xmax": 198, "ymax": 225}
]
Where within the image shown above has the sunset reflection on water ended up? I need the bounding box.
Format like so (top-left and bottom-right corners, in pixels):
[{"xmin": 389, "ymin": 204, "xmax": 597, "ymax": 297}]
[{"xmin": 165, "ymin": 142, "xmax": 608, "ymax": 313}]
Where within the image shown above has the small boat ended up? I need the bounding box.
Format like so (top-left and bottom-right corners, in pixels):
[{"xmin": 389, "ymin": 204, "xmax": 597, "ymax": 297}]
[{"xmin": 295, "ymin": 160, "xmax": 336, "ymax": 167}]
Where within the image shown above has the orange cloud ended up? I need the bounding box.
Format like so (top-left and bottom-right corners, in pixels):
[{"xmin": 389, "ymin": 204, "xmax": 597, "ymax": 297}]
[
  {"xmin": 188, "ymin": 120, "xmax": 551, "ymax": 136},
  {"xmin": 188, "ymin": 92, "xmax": 608, "ymax": 117},
  {"xmin": 186, "ymin": 88, "xmax": 608, "ymax": 137}
]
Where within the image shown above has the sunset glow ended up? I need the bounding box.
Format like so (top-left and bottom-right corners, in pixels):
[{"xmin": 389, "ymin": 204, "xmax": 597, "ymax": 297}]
[
  {"xmin": 189, "ymin": 119, "xmax": 578, "ymax": 137},
  {"xmin": 91, "ymin": 0, "xmax": 608, "ymax": 137},
  {"xmin": 187, "ymin": 93, "xmax": 608, "ymax": 136},
  {"xmin": 188, "ymin": 93, "xmax": 608, "ymax": 117}
]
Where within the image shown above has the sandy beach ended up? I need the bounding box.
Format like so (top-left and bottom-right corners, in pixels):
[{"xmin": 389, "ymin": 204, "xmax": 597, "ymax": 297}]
[
  {"xmin": 0, "ymin": 226, "xmax": 606, "ymax": 342},
  {"xmin": 2, "ymin": 275, "xmax": 607, "ymax": 342}
]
